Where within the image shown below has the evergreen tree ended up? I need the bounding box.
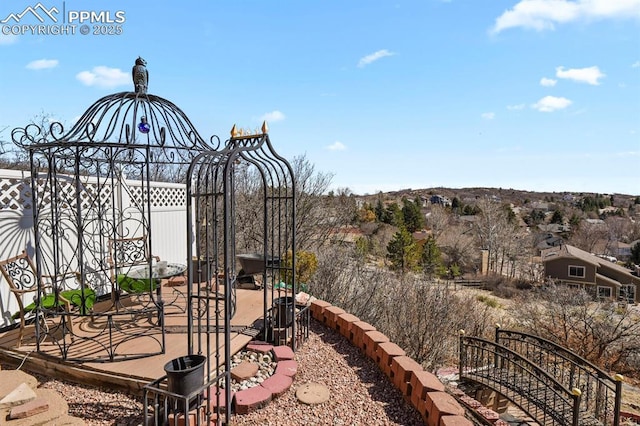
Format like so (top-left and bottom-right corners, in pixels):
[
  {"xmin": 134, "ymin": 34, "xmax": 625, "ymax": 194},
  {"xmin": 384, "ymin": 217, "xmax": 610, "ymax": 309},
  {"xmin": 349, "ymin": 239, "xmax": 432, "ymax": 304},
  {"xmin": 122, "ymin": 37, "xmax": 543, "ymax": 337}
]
[
  {"xmin": 402, "ymin": 197, "xmax": 424, "ymax": 233},
  {"xmin": 550, "ymin": 209, "xmax": 564, "ymax": 224},
  {"xmin": 375, "ymin": 198, "xmax": 385, "ymax": 222},
  {"xmin": 420, "ymin": 235, "xmax": 442, "ymax": 277},
  {"xmin": 385, "ymin": 202, "xmax": 404, "ymax": 227},
  {"xmin": 386, "ymin": 227, "xmax": 419, "ymax": 273}
]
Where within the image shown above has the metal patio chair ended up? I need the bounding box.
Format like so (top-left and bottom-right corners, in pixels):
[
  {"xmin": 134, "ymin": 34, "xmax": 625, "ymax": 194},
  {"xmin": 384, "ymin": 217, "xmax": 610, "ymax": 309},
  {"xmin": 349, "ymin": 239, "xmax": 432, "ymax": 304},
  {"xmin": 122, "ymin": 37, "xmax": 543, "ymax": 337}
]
[{"xmin": 0, "ymin": 250, "xmax": 94, "ymax": 346}]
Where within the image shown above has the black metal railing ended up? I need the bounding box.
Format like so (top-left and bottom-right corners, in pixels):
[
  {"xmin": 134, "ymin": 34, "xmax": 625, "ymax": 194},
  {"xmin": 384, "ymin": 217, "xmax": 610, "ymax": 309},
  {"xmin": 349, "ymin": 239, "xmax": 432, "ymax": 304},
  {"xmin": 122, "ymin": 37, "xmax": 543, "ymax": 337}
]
[
  {"xmin": 460, "ymin": 335, "xmax": 582, "ymax": 426},
  {"xmin": 495, "ymin": 327, "xmax": 622, "ymax": 426}
]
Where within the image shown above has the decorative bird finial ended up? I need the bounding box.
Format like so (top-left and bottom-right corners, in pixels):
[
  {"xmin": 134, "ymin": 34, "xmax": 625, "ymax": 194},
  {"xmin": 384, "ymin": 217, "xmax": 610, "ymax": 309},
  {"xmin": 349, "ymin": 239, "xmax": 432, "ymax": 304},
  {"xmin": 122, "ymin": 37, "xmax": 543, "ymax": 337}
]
[
  {"xmin": 261, "ymin": 121, "xmax": 268, "ymax": 134},
  {"xmin": 132, "ymin": 57, "xmax": 149, "ymax": 94}
]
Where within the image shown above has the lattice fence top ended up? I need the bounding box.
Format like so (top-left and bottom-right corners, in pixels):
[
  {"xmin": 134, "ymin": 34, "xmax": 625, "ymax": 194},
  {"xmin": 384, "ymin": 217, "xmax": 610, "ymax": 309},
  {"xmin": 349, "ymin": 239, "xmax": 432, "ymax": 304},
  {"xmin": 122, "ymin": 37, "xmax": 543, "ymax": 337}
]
[
  {"xmin": 128, "ymin": 183, "xmax": 187, "ymax": 208},
  {"xmin": 0, "ymin": 177, "xmax": 32, "ymax": 211}
]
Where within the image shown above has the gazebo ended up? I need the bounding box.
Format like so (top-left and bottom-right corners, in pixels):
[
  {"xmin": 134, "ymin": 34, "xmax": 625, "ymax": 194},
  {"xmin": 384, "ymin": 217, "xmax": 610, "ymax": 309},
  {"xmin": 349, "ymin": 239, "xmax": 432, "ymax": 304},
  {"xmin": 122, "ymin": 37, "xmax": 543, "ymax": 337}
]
[
  {"xmin": 12, "ymin": 58, "xmax": 296, "ymax": 365},
  {"xmin": 9, "ymin": 58, "xmax": 301, "ymax": 423}
]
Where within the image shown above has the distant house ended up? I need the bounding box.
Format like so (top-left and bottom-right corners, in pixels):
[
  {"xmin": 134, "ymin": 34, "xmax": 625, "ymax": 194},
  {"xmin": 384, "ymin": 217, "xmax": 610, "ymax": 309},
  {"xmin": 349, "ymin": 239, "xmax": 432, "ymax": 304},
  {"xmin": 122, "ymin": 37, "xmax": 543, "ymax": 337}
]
[
  {"xmin": 429, "ymin": 195, "xmax": 451, "ymax": 206},
  {"xmin": 536, "ymin": 233, "xmax": 563, "ymax": 251},
  {"xmin": 541, "ymin": 244, "xmax": 640, "ymax": 304},
  {"xmin": 536, "ymin": 223, "xmax": 570, "ymax": 234}
]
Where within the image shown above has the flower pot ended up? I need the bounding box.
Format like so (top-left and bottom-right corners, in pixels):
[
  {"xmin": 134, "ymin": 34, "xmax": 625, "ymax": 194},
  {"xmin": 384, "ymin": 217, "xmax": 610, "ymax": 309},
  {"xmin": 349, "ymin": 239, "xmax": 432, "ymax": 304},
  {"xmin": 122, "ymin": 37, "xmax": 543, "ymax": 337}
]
[{"xmin": 163, "ymin": 354, "xmax": 206, "ymax": 398}]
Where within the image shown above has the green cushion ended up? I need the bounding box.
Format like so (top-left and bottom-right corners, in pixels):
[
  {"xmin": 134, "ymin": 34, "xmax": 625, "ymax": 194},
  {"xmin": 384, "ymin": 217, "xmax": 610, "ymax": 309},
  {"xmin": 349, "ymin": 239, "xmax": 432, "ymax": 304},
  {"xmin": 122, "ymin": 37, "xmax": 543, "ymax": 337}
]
[
  {"xmin": 117, "ymin": 274, "xmax": 159, "ymax": 294},
  {"xmin": 16, "ymin": 288, "xmax": 96, "ymax": 319}
]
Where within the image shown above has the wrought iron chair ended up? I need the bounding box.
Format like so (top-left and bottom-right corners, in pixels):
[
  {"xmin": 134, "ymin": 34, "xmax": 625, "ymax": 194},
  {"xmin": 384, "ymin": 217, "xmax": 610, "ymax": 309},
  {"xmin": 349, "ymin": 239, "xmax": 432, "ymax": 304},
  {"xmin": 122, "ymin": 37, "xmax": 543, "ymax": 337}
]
[
  {"xmin": 0, "ymin": 250, "xmax": 95, "ymax": 346},
  {"xmin": 107, "ymin": 236, "xmax": 161, "ymax": 299}
]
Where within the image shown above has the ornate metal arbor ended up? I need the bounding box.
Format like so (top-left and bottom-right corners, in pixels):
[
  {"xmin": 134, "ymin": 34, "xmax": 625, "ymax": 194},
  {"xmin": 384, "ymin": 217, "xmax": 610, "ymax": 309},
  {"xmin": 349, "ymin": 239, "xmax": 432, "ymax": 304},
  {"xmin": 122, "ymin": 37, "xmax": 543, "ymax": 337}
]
[
  {"xmin": 11, "ymin": 58, "xmax": 215, "ymax": 362},
  {"xmin": 183, "ymin": 123, "xmax": 298, "ymax": 422}
]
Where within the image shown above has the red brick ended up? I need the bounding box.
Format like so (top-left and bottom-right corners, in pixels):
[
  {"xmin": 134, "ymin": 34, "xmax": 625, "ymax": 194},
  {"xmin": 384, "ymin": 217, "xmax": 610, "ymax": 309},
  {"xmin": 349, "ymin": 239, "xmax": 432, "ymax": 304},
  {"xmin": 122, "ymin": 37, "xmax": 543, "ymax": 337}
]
[
  {"xmin": 323, "ymin": 306, "xmax": 345, "ymax": 328},
  {"xmin": 417, "ymin": 397, "xmax": 429, "ymax": 423},
  {"xmin": 376, "ymin": 342, "xmax": 405, "ymax": 377},
  {"xmin": 426, "ymin": 392, "xmax": 465, "ymax": 426},
  {"xmin": 168, "ymin": 405, "xmax": 206, "ymax": 426},
  {"xmin": 351, "ymin": 321, "xmax": 376, "ymax": 349},
  {"xmin": 390, "ymin": 356, "xmax": 422, "ymax": 395},
  {"xmin": 410, "ymin": 370, "xmax": 445, "ymax": 409},
  {"xmin": 310, "ymin": 299, "xmax": 331, "ymax": 320},
  {"xmin": 8, "ymin": 398, "xmax": 49, "ymax": 419},
  {"xmin": 245, "ymin": 342, "xmax": 274, "ymax": 354},
  {"xmin": 205, "ymin": 387, "xmax": 234, "ymax": 409},
  {"xmin": 439, "ymin": 415, "xmax": 474, "ymax": 426},
  {"xmin": 477, "ymin": 407, "xmax": 499, "ymax": 423},
  {"xmin": 362, "ymin": 330, "xmax": 389, "ymax": 360},
  {"xmin": 260, "ymin": 373, "xmax": 293, "ymax": 397},
  {"xmin": 166, "ymin": 275, "xmax": 187, "ymax": 286},
  {"xmin": 494, "ymin": 420, "xmax": 510, "ymax": 426},
  {"xmin": 272, "ymin": 345, "xmax": 295, "ymax": 361},
  {"xmin": 275, "ymin": 360, "xmax": 298, "ymax": 377},
  {"xmin": 459, "ymin": 395, "xmax": 482, "ymax": 409},
  {"xmin": 234, "ymin": 385, "xmax": 272, "ymax": 414},
  {"xmin": 336, "ymin": 313, "xmax": 359, "ymax": 338}
]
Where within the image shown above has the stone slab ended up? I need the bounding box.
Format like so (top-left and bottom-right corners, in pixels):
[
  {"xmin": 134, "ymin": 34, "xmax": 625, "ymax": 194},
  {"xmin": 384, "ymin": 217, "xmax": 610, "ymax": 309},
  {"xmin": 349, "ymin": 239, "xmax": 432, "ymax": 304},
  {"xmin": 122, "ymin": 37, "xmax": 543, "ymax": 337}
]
[
  {"xmin": 0, "ymin": 383, "xmax": 37, "ymax": 408},
  {"xmin": 9, "ymin": 397, "xmax": 49, "ymax": 419},
  {"xmin": 245, "ymin": 342, "xmax": 274, "ymax": 354},
  {"xmin": 0, "ymin": 370, "xmax": 38, "ymax": 399},
  {"xmin": 231, "ymin": 361, "xmax": 259, "ymax": 382},
  {"xmin": 296, "ymin": 382, "xmax": 330, "ymax": 405},
  {"xmin": 272, "ymin": 345, "xmax": 295, "ymax": 361},
  {"xmin": 0, "ymin": 388, "xmax": 71, "ymax": 426}
]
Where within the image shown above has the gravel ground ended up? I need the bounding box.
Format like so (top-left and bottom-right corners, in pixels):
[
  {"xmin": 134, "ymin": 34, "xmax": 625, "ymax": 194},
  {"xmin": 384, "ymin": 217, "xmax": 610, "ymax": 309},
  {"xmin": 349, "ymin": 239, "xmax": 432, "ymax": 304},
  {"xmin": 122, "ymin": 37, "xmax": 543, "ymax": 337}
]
[
  {"xmin": 230, "ymin": 320, "xmax": 424, "ymax": 426},
  {"xmin": 4, "ymin": 319, "xmax": 424, "ymax": 425}
]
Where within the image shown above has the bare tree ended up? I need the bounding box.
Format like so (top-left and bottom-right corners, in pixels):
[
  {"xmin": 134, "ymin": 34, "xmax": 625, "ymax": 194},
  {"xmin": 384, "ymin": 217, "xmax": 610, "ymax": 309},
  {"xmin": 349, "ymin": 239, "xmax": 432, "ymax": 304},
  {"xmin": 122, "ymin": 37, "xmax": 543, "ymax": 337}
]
[
  {"xmin": 512, "ymin": 283, "xmax": 640, "ymax": 376},
  {"xmin": 569, "ymin": 220, "xmax": 609, "ymax": 253},
  {"xmin": 426, "ymin": 205, "xmax": 449, "ymax": 240}
]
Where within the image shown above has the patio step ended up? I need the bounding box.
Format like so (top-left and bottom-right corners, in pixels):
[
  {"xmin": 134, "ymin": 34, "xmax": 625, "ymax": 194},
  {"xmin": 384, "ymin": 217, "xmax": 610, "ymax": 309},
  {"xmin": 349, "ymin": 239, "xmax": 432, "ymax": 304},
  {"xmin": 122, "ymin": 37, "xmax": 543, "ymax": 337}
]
[{"xmin": 0, "ymin": 369, "xmax": 84, "ymax": 425}]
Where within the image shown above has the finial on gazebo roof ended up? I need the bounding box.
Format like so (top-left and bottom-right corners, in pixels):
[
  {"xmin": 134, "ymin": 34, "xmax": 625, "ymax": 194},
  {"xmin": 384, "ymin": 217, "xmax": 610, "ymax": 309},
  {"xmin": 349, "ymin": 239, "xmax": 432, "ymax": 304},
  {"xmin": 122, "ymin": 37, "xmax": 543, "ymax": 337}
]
[{"xmin": 132, "ymin": 57, "xmax": 148, "ymax": 94}]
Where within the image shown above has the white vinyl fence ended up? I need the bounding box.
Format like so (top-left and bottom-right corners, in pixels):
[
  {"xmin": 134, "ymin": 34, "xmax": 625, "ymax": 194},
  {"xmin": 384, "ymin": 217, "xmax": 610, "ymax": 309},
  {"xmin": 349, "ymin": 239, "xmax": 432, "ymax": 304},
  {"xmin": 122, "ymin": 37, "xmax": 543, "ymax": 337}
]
[{"xmin": 0, "ymin": 168, "xmax": 188, "ymax": 327}]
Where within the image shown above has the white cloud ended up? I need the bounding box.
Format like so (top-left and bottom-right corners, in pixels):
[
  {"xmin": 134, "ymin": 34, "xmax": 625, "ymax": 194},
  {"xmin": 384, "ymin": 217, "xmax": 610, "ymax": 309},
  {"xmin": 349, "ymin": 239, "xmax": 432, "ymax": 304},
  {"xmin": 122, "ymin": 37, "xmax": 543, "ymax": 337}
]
[
  {"xmin": 507, "ymin": 104, "xmax": 526, "ymax": 110},
  {"xmin": 532, "ymin": 95, "xmax": 572, "ymax": 112},
  {"xmin": 259, "ymin": 110, "xmax": 286, "ymax": 122},
  {"xmin": 556, "ymin": 65, "xmax": 605, "ymax": 85},
  {"xmin": 481, "ymin": 112, "xmax": 496, "ymax": 120},
  {"xmin": 358, "ymin": 49, "xmax": 395, "ymax": 68},
  {"xmin": 0, "ymin": 34, "xmax": 17, "ymax": 45},
  {"xmin": 540, "ymin": 77, "xmax": 557, "ymax": 86},
  {"xmin": 326, "ymin": 141, "xmax": 347, "ymax": 151},
  {"xmin": 26, "ymin": 59, "xmax": 59, "ymax": 70},
  {"xmin": 76, "ymin": 66, "xmax": 129, "ymax": 88},
  {"xmin": 632, "ymin": 61, "xmax": 640, "ymax": 68},
  {"xmin": 491, "ymin": 0, "xmax": 640, "ymax": 34}
]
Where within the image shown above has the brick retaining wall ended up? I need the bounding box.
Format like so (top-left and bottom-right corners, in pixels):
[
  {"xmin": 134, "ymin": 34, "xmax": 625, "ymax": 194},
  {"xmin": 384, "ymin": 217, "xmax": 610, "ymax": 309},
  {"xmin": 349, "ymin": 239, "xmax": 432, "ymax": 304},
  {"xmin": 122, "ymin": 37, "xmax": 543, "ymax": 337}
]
[{"xmin": 310, "ymin": 299, "xmax": 473, "ymax": 426}]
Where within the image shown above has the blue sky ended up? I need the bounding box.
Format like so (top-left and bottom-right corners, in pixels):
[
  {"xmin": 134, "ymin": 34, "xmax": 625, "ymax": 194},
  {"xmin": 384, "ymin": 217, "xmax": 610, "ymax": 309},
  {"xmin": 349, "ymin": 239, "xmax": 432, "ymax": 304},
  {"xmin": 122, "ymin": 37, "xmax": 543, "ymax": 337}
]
[{"xmin": 0, "ymin": 0, "xmax": 638, "ymax": 195}]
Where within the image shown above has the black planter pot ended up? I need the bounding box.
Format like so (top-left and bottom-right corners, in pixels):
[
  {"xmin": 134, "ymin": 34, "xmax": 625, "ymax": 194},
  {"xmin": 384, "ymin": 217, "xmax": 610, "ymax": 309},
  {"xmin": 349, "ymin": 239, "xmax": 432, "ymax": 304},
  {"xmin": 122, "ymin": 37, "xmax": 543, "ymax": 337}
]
[{"xmin": 163, "ymin": 354, "xmax": 206, "ymax": 398}]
